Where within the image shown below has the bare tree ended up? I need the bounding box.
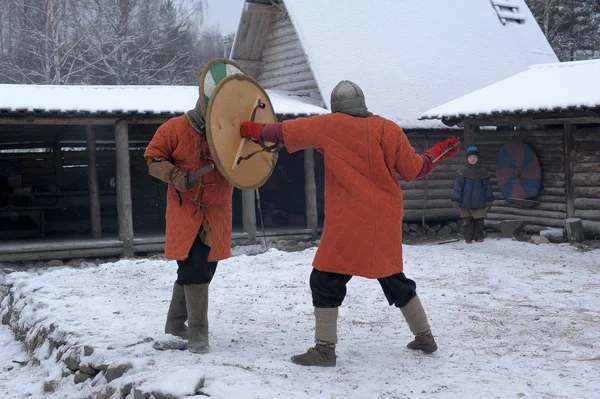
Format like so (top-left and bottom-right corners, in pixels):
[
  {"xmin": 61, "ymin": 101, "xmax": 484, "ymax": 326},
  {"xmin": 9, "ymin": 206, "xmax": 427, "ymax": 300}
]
[
  {"xmin": 527, "ymin": 0, "xmax": 600, "ymax": 61},
  {"xmin": 0, "ymin": 0, "xmax": 246, "ymax": 85}
]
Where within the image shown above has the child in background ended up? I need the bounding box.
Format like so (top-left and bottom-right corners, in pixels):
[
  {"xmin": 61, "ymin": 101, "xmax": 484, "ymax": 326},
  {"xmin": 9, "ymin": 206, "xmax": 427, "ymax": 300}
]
[{"xmin": 452, "ymin": 146, "xmax": 493, "ymax": 243}]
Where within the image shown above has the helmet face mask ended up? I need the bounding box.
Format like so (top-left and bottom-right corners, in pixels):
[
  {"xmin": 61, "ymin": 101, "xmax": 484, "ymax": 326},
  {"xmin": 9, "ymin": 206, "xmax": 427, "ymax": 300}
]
[{"xmin": 330, "ymin": 80, "xmax": 372, "ymax": 117}]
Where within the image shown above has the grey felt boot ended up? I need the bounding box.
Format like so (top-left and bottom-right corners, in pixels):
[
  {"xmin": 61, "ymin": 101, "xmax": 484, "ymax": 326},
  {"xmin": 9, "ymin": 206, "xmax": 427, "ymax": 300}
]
[
  {"xmin": 400, "ymin": 295, "xmax": 438, "ymax": 354},
  {"xmin": 164, "ymin": 282, "xmax": 188, "ymax": 339},
  {"xmin": 184, "ymin": 283, "xmax": 210, "ymax": 354},
  {"xmin": 291, "ymin": 307, "xmax": 338, "ymax": 367}
]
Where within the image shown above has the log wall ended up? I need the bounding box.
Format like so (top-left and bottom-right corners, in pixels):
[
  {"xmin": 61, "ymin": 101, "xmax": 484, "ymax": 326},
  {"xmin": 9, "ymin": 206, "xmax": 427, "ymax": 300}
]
[{"xmin": 255, "ymin": 11, "xmax": 320, "ymax": 95}]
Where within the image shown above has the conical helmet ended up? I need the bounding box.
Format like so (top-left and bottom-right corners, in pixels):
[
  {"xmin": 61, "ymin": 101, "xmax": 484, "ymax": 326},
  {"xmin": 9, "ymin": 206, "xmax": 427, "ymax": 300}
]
[{"xmin": 330, "ymin": 80, "xmax": 371, "ymax": 116}]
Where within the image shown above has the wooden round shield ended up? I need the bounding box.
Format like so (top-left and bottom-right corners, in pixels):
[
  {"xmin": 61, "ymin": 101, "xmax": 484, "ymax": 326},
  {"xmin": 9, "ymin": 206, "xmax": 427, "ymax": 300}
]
[
  {"xmin": 198, "ymin": 58, "xmax": 249, "ymax": 118},
  {"xmin": 205, "ymin": 74, "xmax": 278, "ymax": 190}
]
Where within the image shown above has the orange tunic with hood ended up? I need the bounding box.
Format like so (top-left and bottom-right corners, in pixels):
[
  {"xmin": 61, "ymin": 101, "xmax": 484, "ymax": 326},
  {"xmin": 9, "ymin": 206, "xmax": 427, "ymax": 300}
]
[
  {"xmin": 282, "ymin": 113, "xmax": 424, "ymax": 279},
  {"xmin": 144, "ymin": 115, "xmax": 233, "ymax": 261}
]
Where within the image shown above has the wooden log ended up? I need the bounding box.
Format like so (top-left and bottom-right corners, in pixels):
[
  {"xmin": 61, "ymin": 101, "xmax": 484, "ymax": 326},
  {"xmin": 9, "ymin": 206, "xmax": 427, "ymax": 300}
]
[
  {"xmin": 242, "ymin": 190, "xmax": 256, "ymax": 244},
  {"xmin": 261, "ymin": 54, "xmax": 308, "ymax": 74},
  {"xmin": 574, "ymin": 197, "xmax": 600, "ymax": 210},
  {"xmin": 304, "ymin": 149, "xmax": 318, "ymax": 240},
  {"xmin": 114, "ymin": 120, "xmax": 134, "ymax": 257},
  {"xmin": 260, "ymin": 72, "xmax": 316, "ymax": 89},
  {"xmin": 573, "ymin": 173, "xmax": 600, "ymax": 186},
  {"xmin": 493, "ymin": 200, "xmax": 566, "ymax": 212},
  {"xmin": 574, "ymin": 127, "xmax": 600, "ymax": 141},
  {"xmin": 582, "ymin": 220, "xmax": 600, "ymax": 236},
  {"xmin": 487, "ymin": 213, "xmax": 564, "ymax": 228},
  {"xmin": 400, "ymin": 180, "xmax": 453, "ymax": 190},
  {"xmin": 565, "ymin": 218, "xmax": 585, "ymax": 243},
  {"xmin": 86, "ymin": 125, "xmax": 102, "ymax": 238},
  {"xmin": 573, "ymin": 210, "xmax": 600, "ymax": 222},
  {"xmin": 262, "ymin": 39, "xmax": 299, "ymax": 58},
  {"xmin": 573, "ymin": 162, "xmax": 600, "ymax": 173},
  {"xmin": 401, "ymin": 189, "xmax": 452, "ymax": 200},
  {"xmin": 0, "ymin": 246, "xmax": 124, "ymax": 262},
  {"xmin": 262, "ymin": 78, "xmax": 318, "ymax": 92},
  {"xmin": 403, "ymin": 199, "xmax": 454, "ymax": 209},
  {"xmin": 403, "ymin": 209, "xmax": 456, "ymax": 221},
  {"xmin": 491, "ymin": 206, "xmax": 565, "ymax": 219},
  {"xmin": 259, "ymin": 64, "xmax": 312, "ymax": 82},
  {"xmin": 575, "ymin": 151, "xmax": 600, "ymax": 163},
  {"xmin": 575, "ymin": 186, "xmax": 600, "ymax": 199}
]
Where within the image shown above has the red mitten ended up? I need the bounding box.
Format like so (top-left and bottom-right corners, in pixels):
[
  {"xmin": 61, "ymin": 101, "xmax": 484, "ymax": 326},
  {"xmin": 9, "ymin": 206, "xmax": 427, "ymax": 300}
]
[
  {"xmin": 426, "ymin": 137, "xmax": 460, "ymax": 161},
  {"xmin": 240, "ymin": 121, "xmax": 265, "ymax": 141}
]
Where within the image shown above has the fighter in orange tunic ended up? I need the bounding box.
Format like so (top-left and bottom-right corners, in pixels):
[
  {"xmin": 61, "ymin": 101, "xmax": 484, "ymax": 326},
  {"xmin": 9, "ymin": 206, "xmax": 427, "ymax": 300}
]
[
  {"xmin": 240, "ymin": 81, "xmax": 460, "ymax": 366},
  {"xmin": 144, "ymin": 96, "xmax": 233, "ymax": 354}
]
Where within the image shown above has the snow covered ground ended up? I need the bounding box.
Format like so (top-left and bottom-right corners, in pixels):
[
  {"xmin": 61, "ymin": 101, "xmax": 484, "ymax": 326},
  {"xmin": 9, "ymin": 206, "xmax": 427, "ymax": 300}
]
[{"xmin": 1, "ymin": 239, "xmax": 599, "ymax": 399}]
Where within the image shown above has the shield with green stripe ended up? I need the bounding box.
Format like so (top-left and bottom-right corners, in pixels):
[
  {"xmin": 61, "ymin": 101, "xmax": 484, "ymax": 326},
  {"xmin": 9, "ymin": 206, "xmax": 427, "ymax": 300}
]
[{"xmin": 199, "ymin": 58, "xmax": 249, "ymax": 117}]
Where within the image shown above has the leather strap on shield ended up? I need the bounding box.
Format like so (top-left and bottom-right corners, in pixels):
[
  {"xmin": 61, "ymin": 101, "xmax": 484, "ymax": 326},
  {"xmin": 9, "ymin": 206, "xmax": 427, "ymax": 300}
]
[{"xmin": 205, "ymin": 74, "xmax": 278, "ymax": 190}]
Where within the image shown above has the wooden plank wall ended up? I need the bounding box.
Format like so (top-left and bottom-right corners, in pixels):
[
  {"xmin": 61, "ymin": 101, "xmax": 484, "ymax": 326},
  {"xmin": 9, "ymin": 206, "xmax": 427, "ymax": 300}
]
[
  {"xmin": 256, "ymin": 11, "xmax": 320, "ymax": 95},
  {"xmin": 573, "ymin": 125, "xmax": 600, "ymax": 236}
]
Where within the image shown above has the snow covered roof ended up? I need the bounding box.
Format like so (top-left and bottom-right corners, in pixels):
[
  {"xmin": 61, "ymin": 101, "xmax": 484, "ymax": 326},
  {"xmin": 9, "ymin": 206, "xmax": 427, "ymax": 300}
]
[
  {"xmin": 0, "ymin": 84, "xmax": 327, "ymax": 117},
  {"xmin": 248, "ymin": 0, "xmax": 557, "ymax": 129},
  {"xmin": 421, "ymin": 59, "xmax": 600, "ymax": 122}
]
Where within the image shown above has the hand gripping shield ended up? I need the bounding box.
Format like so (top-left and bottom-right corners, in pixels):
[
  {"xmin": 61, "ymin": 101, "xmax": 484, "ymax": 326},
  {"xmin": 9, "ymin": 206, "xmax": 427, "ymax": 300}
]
[{"xmin": 205, "ymin": 73, "xmax": 279, "ymax": 190}]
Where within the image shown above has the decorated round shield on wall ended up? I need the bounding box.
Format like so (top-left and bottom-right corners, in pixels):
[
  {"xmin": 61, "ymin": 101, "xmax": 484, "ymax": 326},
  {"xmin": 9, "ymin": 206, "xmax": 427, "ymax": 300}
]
[
  {"xmin": 495, "ymin": 141, "xmax": 541, "ymax": 207},
  {"xmin": 205, "ymin": 73, "xmax": 278, "ymax": 190},
  {"xmin": 198, "ymin": 58, "xmax": 249, "ymax": 118}
]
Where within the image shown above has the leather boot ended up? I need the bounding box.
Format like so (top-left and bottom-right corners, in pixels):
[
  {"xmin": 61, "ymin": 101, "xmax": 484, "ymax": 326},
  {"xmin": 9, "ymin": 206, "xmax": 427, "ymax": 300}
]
[
  {"xmin": 400, "ymin": 295, "xmax": 438, "ymax": 354},
  {"xmin": 291, "ymin": 307, "xmax": 338, "ymax": 367},
  {"xmin": 184, "ymin": 283, "xmax": 210, "ymax": 354},
  {"xmin": 164, "ymin": 282, "xmax": 188, "ymax": 339}
]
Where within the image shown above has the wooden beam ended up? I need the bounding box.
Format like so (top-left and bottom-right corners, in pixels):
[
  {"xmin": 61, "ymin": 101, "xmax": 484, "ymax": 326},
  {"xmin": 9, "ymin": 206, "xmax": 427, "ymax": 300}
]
[
  {"xmin": 0, "ymin": 116, "xmax": 173, "ymax": 126},
  {"xmin": 245, "ymin": 2, "xmax": 278, "ymax": 15},
  {"xmin": 563, "ymin": 124, "xmax": 576, "ymax": 219},
  {"xmin": 86, "ymin": 125, "xmax": 102, "ymax": 238},
  {"xmin": 52, "ymin": 141, "xmax": 64, "ymax": 190},
  {"xmin": 242, "ymin": 189, "xmax": 257, "ymax": 244},
  {"xmin": 114, "ymin": 120, "xmax": 134, "ymax": 257},
  {"xmin": 463, "ymin": 122, "xmax": 478, "ymax": 147},
  {"xmin": 459, "ymin": 114, "xmax": 600, "ymax": 127},
  {"xmin": 304, "ymin": 149, "xmax": 318, "ymax": 240}
]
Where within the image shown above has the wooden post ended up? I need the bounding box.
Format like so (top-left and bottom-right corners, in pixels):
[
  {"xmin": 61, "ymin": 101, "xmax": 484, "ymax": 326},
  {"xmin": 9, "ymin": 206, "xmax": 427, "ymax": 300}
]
[
  {"xmin": 114, "ymin": 120, "xmax": 134, "ymax": 257},
  {"xmin": 304, "ymin": 148, "xmax": 318, "ymax": 240},
  {"xmin": 565, "ymin": 218, "xmax": 584, "ymax": 243},
  {"xmin": 421, "ymin": 133, "xmax": 429, "ymax": 227},
  {"xmin": 463, "ymin": 122, "xmax": 478, "ymax": 147},
  {"xmin": 86, "ymin": 125, "xmax": 102, "ymax": 238},
  {"xmin": 563, "ymin": 123, "xmax": 576, "ymax": 219},
  {"xmin": 53, "ymin": 138, "xmax": 64, "ymax": 190},
  {"xmin": 242, "ymin": 190, "xmax": 256, "ymax": 244}
]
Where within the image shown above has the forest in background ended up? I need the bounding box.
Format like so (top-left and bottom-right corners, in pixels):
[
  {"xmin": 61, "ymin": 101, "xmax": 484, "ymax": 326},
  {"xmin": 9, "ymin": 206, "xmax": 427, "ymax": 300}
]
[{"xmin": 0, "ymin": 0, "xmax": 599, "ymax": 85}]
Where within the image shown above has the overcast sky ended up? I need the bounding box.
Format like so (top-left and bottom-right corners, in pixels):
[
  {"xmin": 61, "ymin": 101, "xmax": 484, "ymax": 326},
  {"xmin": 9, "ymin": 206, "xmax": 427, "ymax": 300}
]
[{"xmin": 205, "ymin": 0, "xmax": 246, "ymax": 35}]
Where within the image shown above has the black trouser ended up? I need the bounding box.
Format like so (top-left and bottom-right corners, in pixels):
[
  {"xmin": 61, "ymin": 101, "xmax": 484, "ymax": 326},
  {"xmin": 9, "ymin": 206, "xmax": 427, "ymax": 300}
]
[
  {"xmin": 176, "ymin": 236, "xmax": 218, "ymax": 285},
  {"xmin": 310, "ymin": 268, "xmax": 417, "ymax": 308},
  {"xmin": 463, "ymin": 217, "xmax": 485, "ymax": 241}
]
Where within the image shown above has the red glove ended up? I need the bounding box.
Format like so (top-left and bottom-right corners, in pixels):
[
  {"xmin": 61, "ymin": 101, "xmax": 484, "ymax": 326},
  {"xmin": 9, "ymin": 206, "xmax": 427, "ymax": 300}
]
[
  {"xmin": 426, "ymin": 137, "xmax": 460, "ymax": 161},
  {"xmin": 240, "ymin": 121, "xmax": 265, "ymax": 141}
]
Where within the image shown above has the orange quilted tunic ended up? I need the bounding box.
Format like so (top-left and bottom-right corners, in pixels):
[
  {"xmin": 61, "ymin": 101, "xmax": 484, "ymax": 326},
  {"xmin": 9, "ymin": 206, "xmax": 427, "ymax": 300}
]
[
  {"xmin": 144, "ymin": 115, "xmax": 233, "ymax": 261},
  {"xmin": 282, "ymin": 113, "xmax": 424, "ymax": 278}
]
